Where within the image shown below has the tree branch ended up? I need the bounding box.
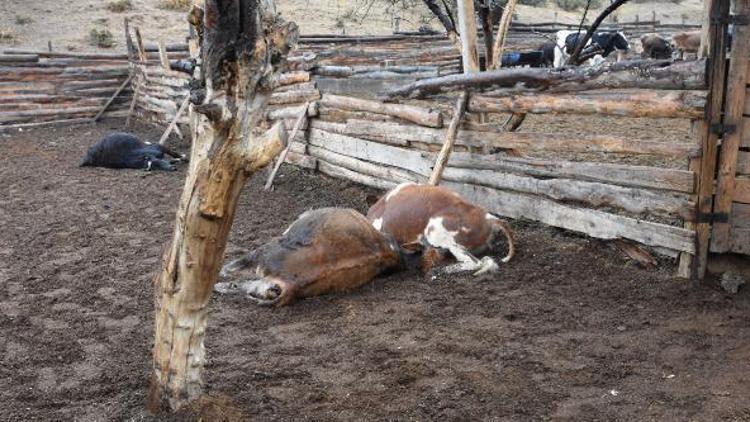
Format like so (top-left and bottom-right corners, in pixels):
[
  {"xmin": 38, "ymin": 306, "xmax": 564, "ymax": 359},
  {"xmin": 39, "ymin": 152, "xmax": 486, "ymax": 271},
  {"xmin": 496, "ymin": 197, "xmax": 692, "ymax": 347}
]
[{"xmin": 568, "ymin": 0, "xmax": 631, "ymax": 65}]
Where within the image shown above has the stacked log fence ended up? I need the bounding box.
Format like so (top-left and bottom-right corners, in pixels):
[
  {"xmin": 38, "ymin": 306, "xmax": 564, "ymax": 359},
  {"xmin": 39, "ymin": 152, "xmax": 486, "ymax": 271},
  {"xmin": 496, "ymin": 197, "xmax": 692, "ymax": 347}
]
[
  {"xmin": 3, "ymin": 13, "xmax": 746, "ymax": 279},
  {"xmin": 0, "ymin": 50, "xmax": 133, "ymax": 130}
]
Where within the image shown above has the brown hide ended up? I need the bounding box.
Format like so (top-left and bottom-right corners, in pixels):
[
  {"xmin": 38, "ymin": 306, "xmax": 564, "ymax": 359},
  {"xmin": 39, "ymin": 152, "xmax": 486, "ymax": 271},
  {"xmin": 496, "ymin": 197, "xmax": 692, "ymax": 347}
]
[
  {"xmin": 640, "ymin": 34, "xmax": 672, "ymax": 59},
  {"xmin": 367, "ymin": 184, "xmax": 496, "ymax": 254},
  {"xmin": 248, "ymin": 208, "xmax": 400, "ymax": 305},
  {"xmin": 672, "ymin": 31, "xmax": 701, "ymax": 53}
]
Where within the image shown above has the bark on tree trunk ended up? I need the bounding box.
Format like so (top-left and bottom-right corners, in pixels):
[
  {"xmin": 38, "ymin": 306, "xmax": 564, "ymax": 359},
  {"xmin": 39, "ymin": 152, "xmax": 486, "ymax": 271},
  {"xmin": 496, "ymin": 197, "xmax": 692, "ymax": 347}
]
[{"xmin": 147, "ymin": 0, "xmax": 298, "ymax": 413}]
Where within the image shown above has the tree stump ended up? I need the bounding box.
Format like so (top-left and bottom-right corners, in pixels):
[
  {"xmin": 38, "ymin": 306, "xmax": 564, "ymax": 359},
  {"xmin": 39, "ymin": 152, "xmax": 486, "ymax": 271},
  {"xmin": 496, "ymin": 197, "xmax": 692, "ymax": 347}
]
[{"xmin": 147, "ymin": 0, "xmax": 298, "ymax": 413}]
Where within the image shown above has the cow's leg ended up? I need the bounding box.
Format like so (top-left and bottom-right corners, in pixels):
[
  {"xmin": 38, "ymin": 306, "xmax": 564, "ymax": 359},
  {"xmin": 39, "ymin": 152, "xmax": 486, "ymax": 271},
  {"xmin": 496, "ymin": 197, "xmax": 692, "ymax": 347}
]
[
  {"xmin": 423, "ymin": 217, "xmax": 499, "ymax": 276},
  {"xmin": 213, "ymin": 279, "xmax": 282, "ymax": 306}
]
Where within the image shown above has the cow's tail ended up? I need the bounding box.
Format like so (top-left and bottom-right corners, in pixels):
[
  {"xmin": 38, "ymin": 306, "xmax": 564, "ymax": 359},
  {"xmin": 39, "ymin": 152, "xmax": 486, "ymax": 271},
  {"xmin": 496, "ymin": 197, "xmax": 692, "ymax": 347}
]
[{"xmin": 490, "ymin": 218, "xmax": 515, "ymax": 263}]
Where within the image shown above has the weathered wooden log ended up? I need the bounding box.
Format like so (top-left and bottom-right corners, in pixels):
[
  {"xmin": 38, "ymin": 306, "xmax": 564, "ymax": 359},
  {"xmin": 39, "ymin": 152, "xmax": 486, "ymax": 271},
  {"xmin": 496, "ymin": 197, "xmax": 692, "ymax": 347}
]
[
  {"xmin": 468, "ymin": 91, "xmax": 706, "ymax": 119},
  {"xmin": 266, "ymin": 102, "xmax": 319, "ymax": 120},
  {"xmin": 442, "ymin": 167, "xmax": 694, "ymax": 220},
  {"xmin": 448, "ymin": 151, "xmax": 695, "ymax": 193},
  {"xmin": 320, "ymin": 94, "xmax": 443, "ymax": 128},
  {"xmin": 0, "ymin": 54, "xmax": 39, "ymax": 63},
  {"xmin": 0, "ymin": 117, "xmax": 93, "ymax": 132},
  {"xmin": 0, "ymin": 106, "xmax": 104, "ymax": 123},
  {"xmin": 275, "ymin": 81, "xmax": 316, "ymax": 93},
  {"xmin": 3, "ymin": 48, "xmax": 187, "ymax": 61},
  {"xmin": 316, "ymin": 105, "xmax": 396, "ymax": 123},
  {"xmin": 448, "ymin": 182, "xmax": 695, "ymax": 253},
  {"xmin": 313, "ymin": 65, "xmax": 353, "ymax": 77},
  {"xmin": 341, "ymin": 119, "xmax": 698, "ymax": 157},
  {"xmin": 277, "ymin": 71, "xmax": 310, "ymax": 86},
  {"xmin": 383, "ymin": 59, "xmax": 707, "ymax": 99},
  {"xmin": 285, "ymin": 150, "xmax": 317, "ymax": 169},
  {"xmin": 308, "ymin": 128, "xmax": 434, "ymax": 176},
  {"xmin": 310, "ymin": 145, "xmax": 423, "ymax": 184},
  {"xmin": 268, "ymin": 89, "xmax": 321, "ymax": 105},
  {"xmin": 318, "ymin": 160, "xmax": 397, "ymax": 190},
  {"xmin": 307, "ymin": 127, "xmax": 694, "ymax": 193},
  {"xmin": 149, "ymin": 0, "xmax": 298, "ymax": 412}
]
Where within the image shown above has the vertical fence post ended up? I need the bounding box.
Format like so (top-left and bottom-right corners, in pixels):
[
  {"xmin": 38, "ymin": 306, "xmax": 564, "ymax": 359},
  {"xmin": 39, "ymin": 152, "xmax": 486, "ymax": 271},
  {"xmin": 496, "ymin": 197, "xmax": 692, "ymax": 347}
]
[
  {"xmin": 684, "ymin": 0, "xmax": 731, "ymax": 281},
  {"xmin": 711, "ymin": 0, "xmax": 750, "ymax": 252}
]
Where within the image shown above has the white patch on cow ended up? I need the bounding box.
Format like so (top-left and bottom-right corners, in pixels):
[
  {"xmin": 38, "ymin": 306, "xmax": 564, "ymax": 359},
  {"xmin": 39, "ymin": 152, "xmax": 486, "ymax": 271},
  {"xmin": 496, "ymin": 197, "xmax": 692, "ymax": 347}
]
[
  {"xmin": 425, "ymin": 216, "xmax": 500, "ymax": 276},
  {"xmin": 618, "ymin": 31, "xmax": 630, "ymax": 50},
  {"xmin": 460, "ymin": 226, "xmax": 470, "ymax": 233},
  {"xmin": 385, "ymin": 182, "xmax": 414, "ymax": 202},
  {"xmin": 372, "ymin": 217, "xmax": 383, "ymax": 231}
]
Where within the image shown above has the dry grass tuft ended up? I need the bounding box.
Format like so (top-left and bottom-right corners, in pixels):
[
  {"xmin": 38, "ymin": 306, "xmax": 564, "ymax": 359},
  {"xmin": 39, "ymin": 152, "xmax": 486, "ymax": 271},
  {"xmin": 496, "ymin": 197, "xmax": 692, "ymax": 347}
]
[
  {"xmin": 160, "ymin": 0, "xmax": 192, "ymax": 11},
  {"xmin": 89, "ymin": 28, "xmax": 116, "ymax": 48},
  {"xmin": 106, "ymin": 0, "xmax": 134, "ymax": 13},
  {"xmin": 0, "ymin": 28, "xmax": 17, "ymax": 43}
]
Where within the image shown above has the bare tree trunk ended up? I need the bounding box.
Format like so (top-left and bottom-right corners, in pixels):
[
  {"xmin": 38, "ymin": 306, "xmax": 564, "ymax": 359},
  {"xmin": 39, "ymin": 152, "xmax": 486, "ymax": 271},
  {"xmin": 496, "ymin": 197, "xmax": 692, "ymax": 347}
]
[
  {"xmin": 476, "ymin": 0, "xmax": 494, "ymax": 69},
  {"xmin": 147, "ymin": 0, "xmax": 298, "ymax": 413}
]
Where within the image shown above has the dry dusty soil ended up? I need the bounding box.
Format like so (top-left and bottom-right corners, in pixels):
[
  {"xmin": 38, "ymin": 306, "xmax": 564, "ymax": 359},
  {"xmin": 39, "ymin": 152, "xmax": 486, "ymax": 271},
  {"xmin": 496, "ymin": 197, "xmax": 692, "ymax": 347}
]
[
  {"xmin": 0, "ymin": 0, "xmax": 704, "ymax": 53},
  {"xmin": 0, "ymin": 118, "xmax": 749, "ymax": 421}
]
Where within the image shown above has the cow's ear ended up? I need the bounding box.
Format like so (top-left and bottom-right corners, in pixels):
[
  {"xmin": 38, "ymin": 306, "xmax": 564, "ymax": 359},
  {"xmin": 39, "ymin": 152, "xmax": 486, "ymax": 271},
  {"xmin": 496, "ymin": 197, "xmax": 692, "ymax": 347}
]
[{"xmin": 365, "ymin": 194, "xmax": 381, "ymax": 207}]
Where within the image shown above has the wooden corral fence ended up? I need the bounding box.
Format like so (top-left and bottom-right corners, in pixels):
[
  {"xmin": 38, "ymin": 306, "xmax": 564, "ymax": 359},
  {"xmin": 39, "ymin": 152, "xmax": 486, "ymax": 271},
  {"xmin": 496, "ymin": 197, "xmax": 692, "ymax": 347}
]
[
  {"xmin": 0, "ymin": 7, "xmax": 745, "ymax": 280},
  {"xmin": 0, "ymin": 50, "xmax": 132, "ymax": 130}
]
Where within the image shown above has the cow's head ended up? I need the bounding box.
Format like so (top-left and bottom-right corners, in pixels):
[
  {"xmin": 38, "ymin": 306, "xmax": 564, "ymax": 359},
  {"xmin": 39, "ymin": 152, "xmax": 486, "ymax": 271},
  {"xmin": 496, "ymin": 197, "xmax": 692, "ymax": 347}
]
[{"xmin": 215, "ymin": 251, "xmax": 285, "ymax": 306}]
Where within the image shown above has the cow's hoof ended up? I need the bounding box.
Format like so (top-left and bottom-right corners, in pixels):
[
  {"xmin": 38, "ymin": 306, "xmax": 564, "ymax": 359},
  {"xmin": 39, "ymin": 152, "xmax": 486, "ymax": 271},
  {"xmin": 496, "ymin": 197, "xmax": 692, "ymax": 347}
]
[
  {"xmin": 214, "ymin": 281, "xmax": 241, "ymax": 295},
  {"xmin": 473, "ymin": 256, "xmax": 499, "ymax": 277}
]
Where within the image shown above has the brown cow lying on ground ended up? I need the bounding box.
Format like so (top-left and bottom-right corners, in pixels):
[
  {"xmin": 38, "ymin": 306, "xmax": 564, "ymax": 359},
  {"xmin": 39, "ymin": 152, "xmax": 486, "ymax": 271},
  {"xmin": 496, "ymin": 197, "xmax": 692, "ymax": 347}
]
[
  {"xmin": 672, "ymin": 31, "xmax": 701, "ymax": 59},
  {"xmin": 214, "ymin": 208, "xmax": 401, "ymax": 305},
  {"xmin": 367, "ymin": 183, "xmax": 515, "ymax": 276}
]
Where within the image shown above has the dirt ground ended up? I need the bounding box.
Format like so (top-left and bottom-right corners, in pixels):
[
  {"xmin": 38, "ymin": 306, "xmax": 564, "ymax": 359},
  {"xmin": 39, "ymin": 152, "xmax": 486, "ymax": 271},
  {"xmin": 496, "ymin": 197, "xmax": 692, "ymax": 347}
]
[
  {"xmin": 0, "ymin": 0, "xmax": 704, "ymax": 52},
  {"xmin": 1, "ymin": 118, "xmax": 749, "ymax": 421}
]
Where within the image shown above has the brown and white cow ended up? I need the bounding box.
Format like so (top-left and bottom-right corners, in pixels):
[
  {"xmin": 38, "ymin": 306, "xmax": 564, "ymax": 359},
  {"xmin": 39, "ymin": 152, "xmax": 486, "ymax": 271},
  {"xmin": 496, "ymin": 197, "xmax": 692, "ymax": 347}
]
[
  {"xmin": 214, "ymin": 208, "xmax": 401, "ymax": 306},
  {"xmin": 672, "ymin": 31, "xmax": 701, "ymax": 59},
  {"xmin": 367, "ymin": 183, "xmax": 515, "ymax": 276}
]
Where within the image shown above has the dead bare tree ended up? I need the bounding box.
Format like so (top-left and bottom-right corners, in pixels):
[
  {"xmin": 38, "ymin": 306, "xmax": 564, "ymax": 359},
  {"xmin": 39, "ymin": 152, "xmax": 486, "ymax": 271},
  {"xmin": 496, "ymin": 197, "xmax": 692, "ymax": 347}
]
[
  {"xmin": 568, "ymin": 0, "xmax": 631, "ymax": 64},
  {"xmin": 147, "ymin": 0, "xmax": 298, "ymax": 413}
]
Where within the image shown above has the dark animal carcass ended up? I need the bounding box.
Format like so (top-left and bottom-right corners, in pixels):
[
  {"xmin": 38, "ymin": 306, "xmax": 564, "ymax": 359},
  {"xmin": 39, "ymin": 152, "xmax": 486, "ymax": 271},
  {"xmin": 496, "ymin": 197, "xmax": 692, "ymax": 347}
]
[
  {"xmin": 80, "ymin": 132, "xmax": 179, "ymax": 171},
  {"xmin": 540, "ymin": 41, "xmax": 556, "ymax": 67},
  {"xmin": 367, "ymin": 183, "xmax": 515, "ymax": 276},
  {"xmin": 500, "ymin": 51, "xmax": 547, "ymax": 68},
  {"xmin": 640, "ymin": 34, "xmax": 673, "ymax": 59},
  {"xmin": 215, "ymin": 208, "xmax": 402, "ymax": 306}
]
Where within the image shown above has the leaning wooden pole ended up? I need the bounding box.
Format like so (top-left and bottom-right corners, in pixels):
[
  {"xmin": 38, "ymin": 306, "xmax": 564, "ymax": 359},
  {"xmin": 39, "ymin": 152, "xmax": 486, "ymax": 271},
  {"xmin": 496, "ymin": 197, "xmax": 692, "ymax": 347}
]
[
  {"xmin": 429, "ymin": 91, "xmax": 469, "ymax": 185},
  {"xmin": 147, "ymin": 0, "xmax": 298, "ymax": 413},
  {"xmin": 490, "ymin": 0, "xmax": 517, "ymax": 70},
  {"xmin": 264, "ymin": 101, "xmax": 310, "ymax": 191},
  {"xmin": 157, "ymin": 95, "xmax": 190, "ymax": 146}
]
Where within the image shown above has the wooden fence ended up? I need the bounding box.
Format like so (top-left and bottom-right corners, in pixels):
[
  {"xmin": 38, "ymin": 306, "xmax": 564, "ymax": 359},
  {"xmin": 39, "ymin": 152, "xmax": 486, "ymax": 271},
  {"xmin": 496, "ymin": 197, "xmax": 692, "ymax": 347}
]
[
  {"xmin": 0, "ymin": 51, "xmax": 131, "ymax": 130},
  {"xmin": 0, "ymin": 12, "xmax": 746, "ymax": 279}
]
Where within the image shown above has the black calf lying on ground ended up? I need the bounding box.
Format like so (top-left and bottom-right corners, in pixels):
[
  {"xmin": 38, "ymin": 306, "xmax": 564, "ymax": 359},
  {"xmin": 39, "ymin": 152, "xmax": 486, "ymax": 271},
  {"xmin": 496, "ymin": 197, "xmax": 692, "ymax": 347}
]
[{"xmin": 80, "ymin": 132, "xmax": 183, "ymax": 171}]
